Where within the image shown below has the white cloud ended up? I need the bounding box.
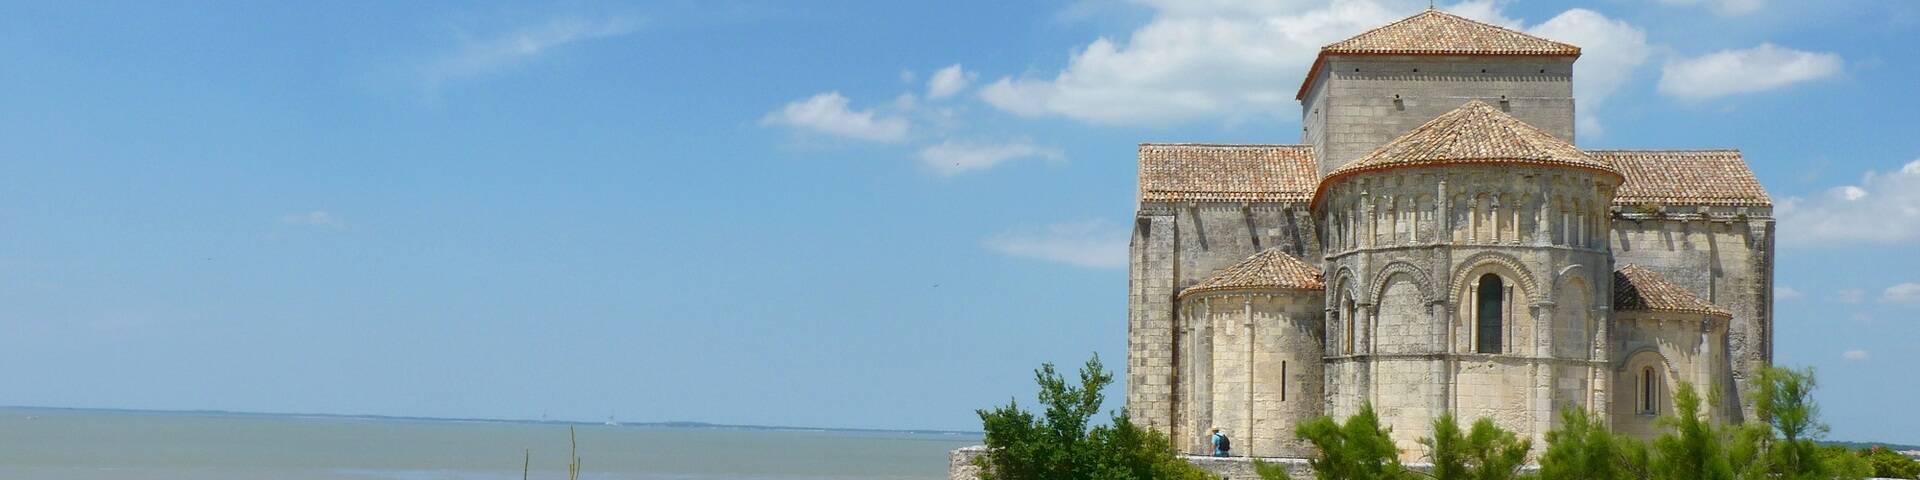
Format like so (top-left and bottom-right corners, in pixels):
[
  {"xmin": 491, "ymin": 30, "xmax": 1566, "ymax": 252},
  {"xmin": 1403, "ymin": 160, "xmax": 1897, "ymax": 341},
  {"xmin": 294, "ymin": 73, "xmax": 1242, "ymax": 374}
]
[
  {"xmin": 1776, "ymin": 286, "xmax": 1802, "ymax": 300},
  {"xmin": 981, "ymin": 1, "xmax": 1646, "ymax": 130},
  {"xmin": 917, "ymin": 139, "xmax": 1063, "ymax": 176},
  {"xmin": 980, "ymin": 0, "xmax": 1410, "ymax": 125},
  {"xmin": 1883, "ymin": 283, "xmax": 1920, "ymax": 305},
  {"xmin": 1659, "ymin": 43, "xmax": 1843, "ymax": 100},
  {"xmin": 283, "ymin": 211, "xmax": 346, "ymax": 229},
  {"xmin": 760, "ymin": 92, "xmax": 911, "ymax": 143},
  {"xmin": 1843, "ymin": 349, "xmax": 1869, "ymax": 361},
  {"xmin": 422, "ymin": 15, "xmax": 640, "ymax": 88},
  {"xmin": 1837, "ymin": 289, "xmax": 1865, "ymax": 304},
  {"xmin": 1654, "ymin": 0, "xmax": 1764, "ymax": 17},
  {"xmin": 1779, "ymin": 159, "xmax": 1920, "ymax": 246},
  {"xmin": 1525, "ymin": 9, "xmax": 1650, "ymax": 137},
  {"xmin": 984, "ymin": 220, "xmax": 1129, "ymax": 268},
  {"xmin": 927, "ymin": 64, "xmax": 976, "ymax": 99}
]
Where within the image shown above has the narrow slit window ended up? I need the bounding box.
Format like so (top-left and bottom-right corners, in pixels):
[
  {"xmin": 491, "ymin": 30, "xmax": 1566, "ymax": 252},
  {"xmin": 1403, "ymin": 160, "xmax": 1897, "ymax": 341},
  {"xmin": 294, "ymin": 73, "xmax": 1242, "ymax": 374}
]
[
  {"xmin": 1281, "ymin": 361, "xmax": 1289, "ymax": 401},
  {"xmin": 1640, "ymin": 367, "xmax": 1658, "ymax": 415}
]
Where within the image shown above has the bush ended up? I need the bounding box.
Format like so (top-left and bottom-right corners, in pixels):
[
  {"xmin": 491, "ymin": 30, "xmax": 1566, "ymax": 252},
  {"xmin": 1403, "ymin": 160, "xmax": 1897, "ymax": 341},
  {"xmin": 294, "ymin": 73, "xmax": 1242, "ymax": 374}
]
[
  {"xmin": 1650, "ymin": 382, "xmax": 1734, "ymax": 480},
  {"xmin": 1294, "ymin": 403, "xmax": 1415, "ymax": 480},
  {"xmin": 973, "ymin": 354, "xmax": 1212, "ymax": 480},
  {"xmin": 1859, "ymin": 447, "xmax": 1920, "ymax": 479},
  {"xmin": 1536, "ymin": 406, "xmax": 1647, "ymax": 480},
  {"xmin": 1419, "ymin": 412, "xmax": 1531, "ymax": 480}
]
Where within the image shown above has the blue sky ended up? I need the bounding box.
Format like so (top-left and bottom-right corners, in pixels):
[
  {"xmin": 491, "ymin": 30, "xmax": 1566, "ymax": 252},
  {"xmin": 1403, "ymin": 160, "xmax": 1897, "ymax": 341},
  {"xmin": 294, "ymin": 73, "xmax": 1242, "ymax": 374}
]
[{"xmin": 1, "ymin": 0, "xmax": 1918, "ymax": 443}]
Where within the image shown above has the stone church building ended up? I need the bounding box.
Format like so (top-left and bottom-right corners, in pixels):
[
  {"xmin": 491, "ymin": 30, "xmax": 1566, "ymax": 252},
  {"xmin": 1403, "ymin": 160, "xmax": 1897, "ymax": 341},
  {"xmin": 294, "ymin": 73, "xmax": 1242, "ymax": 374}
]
[{"xmin": 1126, "ymin": 10, "xmax": 1775, "ymax": 458}]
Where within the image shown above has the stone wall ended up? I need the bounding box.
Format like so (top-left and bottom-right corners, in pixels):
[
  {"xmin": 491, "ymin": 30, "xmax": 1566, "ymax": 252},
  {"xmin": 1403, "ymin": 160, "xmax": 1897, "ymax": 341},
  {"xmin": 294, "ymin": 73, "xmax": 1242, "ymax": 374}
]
[
  {"xmin": 1130, "ymin": 202, "xmax": 1322, "ymax": 437},
  {"xmin": 1316, "ymin": 165, "xmax": 1618, "ymax": 457},
  {"xmin": 1301, "ymin": 55, "xmax": 1577, "ymax": 175},
  {"xmin": 1609, "ymin": 210, "xmax": 1773, "ymax": 422},
  {"xmin": 1611, "ymin": 310, "xmax": 1729, "ymax": 439},
  {"xmin": 1178, "ymin": 291, "xmax": 1326, "ymax": 457}
]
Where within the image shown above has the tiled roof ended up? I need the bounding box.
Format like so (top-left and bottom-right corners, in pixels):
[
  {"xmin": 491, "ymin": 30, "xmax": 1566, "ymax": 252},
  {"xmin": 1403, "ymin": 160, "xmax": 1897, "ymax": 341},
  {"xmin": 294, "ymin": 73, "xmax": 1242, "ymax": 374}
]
[
  {"xmin": 1139, "ymin": 144, "xmax": 1317, "ymax": 203},
  {"xmin": 1180, "ymin": 249, "xmax": 1325, "ymax": 298},
  {"xmin": 1592, "ymin": 150, "xmax": 1772, "ymax": 207},
  {"xmin": 1323, "ymin": 10, "xmax": 1580, "ymax": 56},
  {"xmin": 1613, "ymin": 265, "xmax": 1732, "ymax": 318},
  {"xmin": 1315, "ymin": 101, "xmax": 1618, "ymax": 206},
  {"xmin": 1298, "ymin": 9, "xmax": 1580, "ymax": 99}
]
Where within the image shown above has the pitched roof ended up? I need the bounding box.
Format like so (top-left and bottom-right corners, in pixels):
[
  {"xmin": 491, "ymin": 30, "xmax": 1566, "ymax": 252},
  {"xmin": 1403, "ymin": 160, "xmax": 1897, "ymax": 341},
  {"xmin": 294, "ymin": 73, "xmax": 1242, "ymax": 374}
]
[
  {"xmin": 1139, "ymin": 144, "xmax": 1317, "ymax": 203},
  {"xmin": 1323, "ymin": 10, "xmax": 1580, "ymax": 56},
  {"xmin": 1613, "ymin": 265, "xmax": 1732, "ymax": 318},
  {"xmin": 1180, "ymin": 249, "xmax": 1325, "ymax": 298},
  {"xmin": 1298, "ymin": 9, "xmax": 1580, "ymax": 99},
  {"xmin": 1593, "ymin": 150, "xmax": 1772, "ymax": 207},
  {"xmin": 1315, "ymin": 101, "xmax": 1618, "ymax": 206}
]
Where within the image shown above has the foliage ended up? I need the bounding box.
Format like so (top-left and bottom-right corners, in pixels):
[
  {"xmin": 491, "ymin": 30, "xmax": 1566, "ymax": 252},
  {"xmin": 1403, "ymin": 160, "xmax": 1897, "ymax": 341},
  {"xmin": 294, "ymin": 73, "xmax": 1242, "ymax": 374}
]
[
  {"xmin": 1726, "ymin": 366, "xmax": 1869, "ymax": 480},
  {"xmin": 1418, "ymin": 412, "xmax": 1531, "ymax": 480},
  {"xmin": 1649, "ymin": 382, "xmax": 1734, "ymax": 480},
  {"xmin": 1858, "ymin": 446, "xmax": 1920, "ymax": 479},
  {"xmin": 1295, "ymin": 403, "xmax": 1415, "ymax": 480},
  {"xmin": 1254, "ymin": 459, "xmax": 1295, "ymax": 480},
  {"xmin": 973, "ymin": 354, "xmax": 1213, "ymax": 480},
  {"xmin": 1537, "ymin": 407, "xmax": 1645, "ymax": 480}
]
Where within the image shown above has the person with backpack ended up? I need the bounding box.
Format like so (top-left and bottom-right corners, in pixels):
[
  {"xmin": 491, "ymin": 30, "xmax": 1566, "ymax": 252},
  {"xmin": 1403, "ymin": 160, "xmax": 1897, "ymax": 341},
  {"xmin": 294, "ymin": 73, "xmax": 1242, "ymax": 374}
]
[{"xmin": 1209, "ymin": 427, "xmax": 1231, "ymax": 457}]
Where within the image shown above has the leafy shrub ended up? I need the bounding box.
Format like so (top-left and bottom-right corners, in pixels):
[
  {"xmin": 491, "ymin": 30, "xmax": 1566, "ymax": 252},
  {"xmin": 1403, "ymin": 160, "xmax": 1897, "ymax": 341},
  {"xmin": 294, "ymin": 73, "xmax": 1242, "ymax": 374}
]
[
  {"xmin": 973, "ymin": 354, "xmax": 1212, "ymax": 480},
  {"xmin": 1293, "ymin": 403, "xmax": 1415, "ymax": 480},
  {"xmin": 1859, "ymin": 446, "xmax": 1920, "ymax": 479},
  {"xmin": 1419, "ymin": 412, "xmax": 1531, "ymax": 480}
]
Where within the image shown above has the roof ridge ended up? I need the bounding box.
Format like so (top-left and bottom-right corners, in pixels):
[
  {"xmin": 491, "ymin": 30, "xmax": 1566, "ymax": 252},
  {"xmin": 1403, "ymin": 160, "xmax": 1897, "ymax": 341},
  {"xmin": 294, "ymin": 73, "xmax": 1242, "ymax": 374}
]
[
  {"xmin": 1313, "ymin": 101, "xmax": 1615, "ymax": 208},
  {"xmin": 1144, "ymin": 141, "xmax": 1313, "ymax": 146},
  {"xmin": 1586, "ymin": 148, "xmax": 1741, "ymax": 153},
  {"xmin": 1179, "ymin": 249, "xmax": 1325, "ymax": 298}
]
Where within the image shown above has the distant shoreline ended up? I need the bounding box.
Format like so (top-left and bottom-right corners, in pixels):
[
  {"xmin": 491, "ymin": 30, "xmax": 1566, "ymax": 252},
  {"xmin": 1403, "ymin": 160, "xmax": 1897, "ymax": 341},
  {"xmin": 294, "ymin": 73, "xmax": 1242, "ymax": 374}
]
[{"xmin": 0, "ymin": 405, "xmax": 983, "ymax": 437}]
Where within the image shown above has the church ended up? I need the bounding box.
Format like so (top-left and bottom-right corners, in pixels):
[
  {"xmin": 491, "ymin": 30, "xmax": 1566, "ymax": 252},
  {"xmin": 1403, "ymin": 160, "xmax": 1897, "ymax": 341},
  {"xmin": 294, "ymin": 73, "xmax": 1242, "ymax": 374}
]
[{"xmin": 1125, "ymin": 9, "xmax": 1776, "ymax": 459}]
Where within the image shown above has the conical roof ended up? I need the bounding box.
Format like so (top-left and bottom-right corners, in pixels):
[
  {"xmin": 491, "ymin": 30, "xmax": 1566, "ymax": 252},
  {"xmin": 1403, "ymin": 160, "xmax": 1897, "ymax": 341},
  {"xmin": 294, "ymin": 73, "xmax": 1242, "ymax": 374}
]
[
  {"xmin": 1613, "ymin": 265, "xmax": 1732, "ymax": 318},
  {"xmin": 1314, "ymin": 101, "xmax": 1619, "ymax": 206},
  {"xmin": 1323, "ymin": 9, "xmax": 1580, "ymax": 56},
  {"xmin": 1179, "ymin": 249, "xmax": 1324, "ymax": 299}
]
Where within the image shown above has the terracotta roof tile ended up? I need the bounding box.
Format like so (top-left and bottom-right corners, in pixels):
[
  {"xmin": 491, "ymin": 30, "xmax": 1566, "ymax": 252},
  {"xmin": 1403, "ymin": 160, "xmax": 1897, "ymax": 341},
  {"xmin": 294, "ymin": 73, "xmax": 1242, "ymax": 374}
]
[
  {"xmin": 1315, "ymin": 101, "xmax": 1618, "ymax": 206},
  {"xmin": 1139, "ymin": 144, "xmax": 1317, "ymax": 203},
  {"xmin": 1180, "ymin": 249, "xmax": 1325, "ymax": 298},
  {"xmin": 1591, "ymin": 150, "xmax": 1772, "ymax": 207},
  {"xmin": 1613, "ymin": 265, "xmax": 1732, "ymax": 318},
  {"xmin": 1322, "ymin": 10, "xmax": 1580, "ymax": 56},
  {"xmin": 1298, "ymin": 10, "xmax": 1580, "ymax": 99}
]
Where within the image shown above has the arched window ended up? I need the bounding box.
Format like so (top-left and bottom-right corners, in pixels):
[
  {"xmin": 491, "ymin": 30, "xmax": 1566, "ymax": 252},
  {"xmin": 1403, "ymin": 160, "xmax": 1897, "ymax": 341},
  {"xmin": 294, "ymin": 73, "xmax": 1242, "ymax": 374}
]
[
  {"xmin": 1475, "ymin": 274, "xmax": 1504, "ymax": 354},
  {"xmin": 1639, "ymin": 367, "xmax": 1659, "ymax": 415},
  {"xmin": 1342, "ymin": 297, "xmax": 1357, "ymax": 354}
]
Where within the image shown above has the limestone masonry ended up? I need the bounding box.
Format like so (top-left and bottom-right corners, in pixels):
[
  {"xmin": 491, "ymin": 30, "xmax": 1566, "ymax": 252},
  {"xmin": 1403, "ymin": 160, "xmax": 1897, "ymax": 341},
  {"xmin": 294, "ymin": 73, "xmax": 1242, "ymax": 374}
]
[{"xmin": 1125, "ymin": 9, "xmax": 1774, "ymax": 460}]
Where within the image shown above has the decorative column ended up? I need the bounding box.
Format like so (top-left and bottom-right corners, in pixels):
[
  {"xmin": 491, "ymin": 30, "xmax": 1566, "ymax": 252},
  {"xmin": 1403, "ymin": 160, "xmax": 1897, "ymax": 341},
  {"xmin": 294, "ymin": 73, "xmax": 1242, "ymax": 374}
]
[
  {"xmin": 1531, "ymin": 301, "xmax": 1557, "ymax": 449},
  {"xmin": 1355, "ymin": 302, "xmax": 1376, "ymax": 408}
]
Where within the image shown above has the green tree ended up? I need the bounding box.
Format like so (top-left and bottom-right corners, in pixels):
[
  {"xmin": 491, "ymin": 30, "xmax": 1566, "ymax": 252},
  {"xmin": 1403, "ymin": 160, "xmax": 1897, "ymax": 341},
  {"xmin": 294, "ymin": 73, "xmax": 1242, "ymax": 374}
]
[
  {"xmin": 1649, "ymin": 382, "xmax": 1733, "ymax": 480},
  {"xmin": 1419, "ymin": 412, "xmax": 1532, "ymax": 480},
  {"xmin": 1858, "ymin": 446, "xmax": 1920, "ymax": 479},
  {"xmin": 973, "ymin": 354, "xmax": 1212, "ymax": 480},
  {"xmin": 1537, "ymin": 407, "xmax": 1647, "ymax": 480},
  {"xmin": 1295, "ymin": 403, "xmax": 1414, "ymax": 480},
  {"xmin": 1747, "ymin": 366, "xmax": 1871, "ymax": 480}
]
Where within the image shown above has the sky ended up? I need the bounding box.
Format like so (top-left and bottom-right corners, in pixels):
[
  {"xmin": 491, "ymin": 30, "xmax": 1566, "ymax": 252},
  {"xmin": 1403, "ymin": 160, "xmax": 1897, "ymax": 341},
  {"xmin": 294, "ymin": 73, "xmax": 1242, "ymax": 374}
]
[{"xmin": 1, "ymin": 0, "xmax": 1918, "ymax": 444}]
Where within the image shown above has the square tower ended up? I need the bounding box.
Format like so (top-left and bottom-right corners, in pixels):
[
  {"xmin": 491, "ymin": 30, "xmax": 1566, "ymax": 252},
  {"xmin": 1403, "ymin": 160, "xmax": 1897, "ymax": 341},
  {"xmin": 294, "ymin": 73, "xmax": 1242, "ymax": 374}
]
[{"xmin": 1298, "ymin": 10, "xmax": 1580, "ymax": 174}]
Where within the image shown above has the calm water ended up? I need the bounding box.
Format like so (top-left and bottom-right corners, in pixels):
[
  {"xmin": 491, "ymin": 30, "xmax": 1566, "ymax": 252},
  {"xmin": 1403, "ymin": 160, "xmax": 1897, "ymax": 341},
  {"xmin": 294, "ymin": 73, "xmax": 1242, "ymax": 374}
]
[{"xmin": 0, "ymin": 408, "xmax": 980, "ymax": 480}]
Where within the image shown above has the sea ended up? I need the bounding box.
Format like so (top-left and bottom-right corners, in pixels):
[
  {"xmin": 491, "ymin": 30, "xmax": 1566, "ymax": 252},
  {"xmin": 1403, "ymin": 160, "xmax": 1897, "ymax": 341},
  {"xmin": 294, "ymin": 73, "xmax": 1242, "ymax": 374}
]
[{"xmin": 0, "ymin": 407, "xmax": 981, "ymax": 480}]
